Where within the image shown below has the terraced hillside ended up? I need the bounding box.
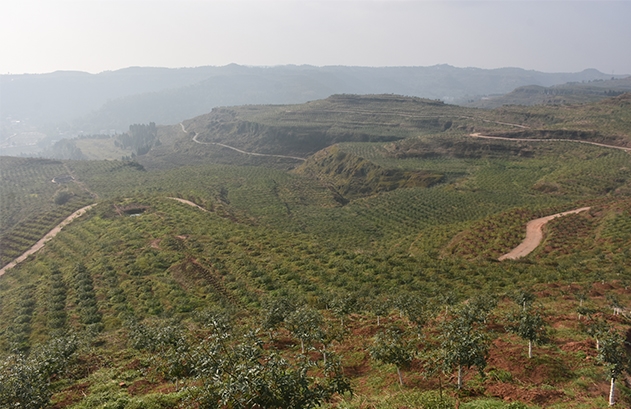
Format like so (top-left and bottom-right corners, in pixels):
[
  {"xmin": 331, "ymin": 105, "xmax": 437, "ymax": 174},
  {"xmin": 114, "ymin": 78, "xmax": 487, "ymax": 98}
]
[
  {"xmin": 468, "ymin": 76, "xmax": 631, "ymax": 108},
  {"xmin": 2, "ymin": 94, "xmax": 631, "ymax": 408}
]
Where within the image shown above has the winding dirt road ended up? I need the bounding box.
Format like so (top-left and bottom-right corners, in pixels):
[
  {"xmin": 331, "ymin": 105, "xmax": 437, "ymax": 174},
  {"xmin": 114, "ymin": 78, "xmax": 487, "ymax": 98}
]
[
  {"xmin": 180, "ymin": 123, "xmax": 306, "ymax": 162},
  {"xmin": 498, "ymin": 207, "xmax": 590, "ymax": 261},
  {"xmin": 0, "ymin": 204, "xmax": 97, "ymax": 277},
  {"xmin": 470, "ymin": 133, "xmax": 631, "ymax": 153}
]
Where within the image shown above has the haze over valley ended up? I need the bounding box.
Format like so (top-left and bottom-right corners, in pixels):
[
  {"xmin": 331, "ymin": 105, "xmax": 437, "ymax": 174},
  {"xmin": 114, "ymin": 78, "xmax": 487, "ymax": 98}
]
[{"xmin": 2, "ymin": 1, "xmax": 631, "ymax": 408}]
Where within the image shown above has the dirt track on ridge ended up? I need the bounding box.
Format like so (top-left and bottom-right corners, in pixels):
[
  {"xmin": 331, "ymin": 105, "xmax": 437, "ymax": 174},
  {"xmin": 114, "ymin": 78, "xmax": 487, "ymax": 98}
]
[
  {"xmin": 0, "ymin": 199, "xmax": 204, "ymax": 277},
  {"xmin": 498, "ymin": 207, "xmax": 590, "ymax": 261},
  {"xmin": 470, "ymin": 133, "xmax": 631, "ymax": 152},
  {"xmin": 169, "ymin": 197, "xmax": 209, "ymax": 212},
  {"xmin": 0, "ymin": 204, "xmax": 97, "ymax": 276},
  {"xmin": 180, "ymin": 123, "xmax": 306, "ymax": 161}
]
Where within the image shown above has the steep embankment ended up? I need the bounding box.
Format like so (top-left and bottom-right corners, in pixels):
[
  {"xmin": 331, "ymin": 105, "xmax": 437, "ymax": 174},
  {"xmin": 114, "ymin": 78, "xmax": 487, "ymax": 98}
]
[
  {"xmin": 183, "ymin": 123, "xmax": 306, "ymax": 161},
  {"xmin": 295, "ymin": 145, "xmax": 443, "ymax": 201}
]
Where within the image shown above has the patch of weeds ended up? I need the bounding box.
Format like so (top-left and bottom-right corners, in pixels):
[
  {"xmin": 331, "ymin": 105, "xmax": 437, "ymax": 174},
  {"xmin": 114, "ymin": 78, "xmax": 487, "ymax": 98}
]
[
  {"xmin": 571, "ymin": 376, "xmax": 590, "ymax": 391},
  {"xmin": 617, "ymin": 382, "xmax": 631, "ymax": 407},
  {"xmin": 70, "ymin": 390, "xmax": 131, "ymax": 409},
  {"xmin": 462, "ymin": 399, "xmax": 530, "ymax": 408},
  {"xmin": 365, "ymin": 373, "xmax": 390, "ymax": 391},
  {"xmin": 383, "ymin": 390, "xmax": 456, "ymax": 409},
  {"xmin": 462, "ymin": 373, "xmax": 487, "ymax": 396},
  {"xmin": 488, "ymin": 368, "xmax": 514, "ymax": 383},
  {"xmin": 343, "ymin": 350, "xmax": 367, "ymax": 367}
]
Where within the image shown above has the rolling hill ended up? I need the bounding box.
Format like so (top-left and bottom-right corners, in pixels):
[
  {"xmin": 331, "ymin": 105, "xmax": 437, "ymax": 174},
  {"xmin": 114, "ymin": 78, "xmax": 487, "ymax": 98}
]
[
  {"xmin": 2, "ymin": 64, "xmax": 625, "ymax": 157},
  {"xmin": 1, "ymin": 93, "xmax": 631, "ymax": 408}
]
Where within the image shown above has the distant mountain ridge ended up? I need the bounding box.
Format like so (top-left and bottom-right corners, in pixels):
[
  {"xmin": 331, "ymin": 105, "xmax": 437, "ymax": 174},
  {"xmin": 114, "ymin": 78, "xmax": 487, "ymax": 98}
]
[
  {"xmin": 82, "ymin": 66, "xmax": 626, "ymax": 132},
  {"xmin": 1, "ymin": 64, "xmax": 624, "ymax": 136},
  {"xmin": 467, "ymin": 76, "xmax": 631, "ymax": 108}
]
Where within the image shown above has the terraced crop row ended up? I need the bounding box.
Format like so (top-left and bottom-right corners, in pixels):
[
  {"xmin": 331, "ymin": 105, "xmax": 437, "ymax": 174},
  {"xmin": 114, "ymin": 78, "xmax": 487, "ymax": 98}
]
[
  {"xmin": 0, "ymin": 194, "xmax": 93, "ymax": 266},
  {"xmin": 0, "ymin": 157, "xmax": 70, "ymax": 234}
]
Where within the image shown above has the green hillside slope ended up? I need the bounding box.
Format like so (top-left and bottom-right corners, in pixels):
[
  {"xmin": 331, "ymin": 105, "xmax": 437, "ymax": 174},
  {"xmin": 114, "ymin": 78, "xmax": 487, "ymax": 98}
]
[{"xmin": 2, "ymin": 94, "xmax": 631, "ymax": 408}]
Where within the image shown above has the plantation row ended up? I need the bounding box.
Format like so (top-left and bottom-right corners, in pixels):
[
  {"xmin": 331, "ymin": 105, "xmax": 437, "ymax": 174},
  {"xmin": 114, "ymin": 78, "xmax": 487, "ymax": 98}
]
[
  {"xmin": 3, "ymin": 274, "xmax": 631, "ymax": 408},
  {"xmin": 0, "ymin": 157, "xmax": 74, "ymax": 234},
  {"xmin": 0, "ymin": 193, "xmax": 94, "ymax": 267},
  {"xmin": 3, "ymin": 133, "xmax": 627, "ymax": 268},
  {"xmin": 2, "ymin": 195, "xmax": 630, "ymax": 354},
  {"xmin": 339, "ymin": 138, "xmax": 631, "ymax": 197}
]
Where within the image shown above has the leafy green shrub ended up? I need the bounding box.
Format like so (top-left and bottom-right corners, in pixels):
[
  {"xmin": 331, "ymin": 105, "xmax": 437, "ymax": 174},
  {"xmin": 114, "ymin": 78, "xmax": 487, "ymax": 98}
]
[
  {"xmin": 369, "ymin": 327, "xmax": 414, "ymax": 386},
  {"xmin": 72, "ymin": 263, "xmax": 103, "ymax": 329},
  {"xmin": 0, "ymin": 334, "xmax": 79, "ymax": 409}
]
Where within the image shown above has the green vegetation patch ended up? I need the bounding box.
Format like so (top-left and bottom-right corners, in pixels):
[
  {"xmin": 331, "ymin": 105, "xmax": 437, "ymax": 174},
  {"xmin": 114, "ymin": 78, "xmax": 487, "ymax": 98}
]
[{"xmin": 295, "ymin": 145, "xmax": 443, "ymax": 200}]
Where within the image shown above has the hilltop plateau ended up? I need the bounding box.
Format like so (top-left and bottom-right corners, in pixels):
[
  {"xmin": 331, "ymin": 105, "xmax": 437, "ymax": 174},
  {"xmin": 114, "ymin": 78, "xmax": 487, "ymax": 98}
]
[{"xmin": 1, "ymin": 93, "xmax": 631, "ymax": 408}]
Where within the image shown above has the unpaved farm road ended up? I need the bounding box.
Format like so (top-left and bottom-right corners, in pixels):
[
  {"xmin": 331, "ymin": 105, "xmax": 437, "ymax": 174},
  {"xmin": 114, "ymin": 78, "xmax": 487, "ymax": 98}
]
[
  {"xmin": 0, "ymin": 199, "xmax": 203, "ymax": 277},
  {"xmin": 498, "ymin": 207, "xmax": 591, "ymax": 261},
  {"xmin": 0, "ymin": 204, "xmax": 97, "ymax": 277},
  {"xmin": 180, "ymin": 123, "xmax": 306, "ymax": 162},
  {"xmin": 470, "ymin": 133, "xmax": 631, "ymax": 153},
  {"xmin": 169, "ymin": 197, "xmax": 209, "ymax": 212}
]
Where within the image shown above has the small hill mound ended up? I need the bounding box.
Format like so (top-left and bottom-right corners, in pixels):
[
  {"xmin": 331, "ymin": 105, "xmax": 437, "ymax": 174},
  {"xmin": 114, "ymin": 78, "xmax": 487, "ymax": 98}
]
[{"xmin": 295, "ymin": 145, "xmax": 442, "ymax": 200}]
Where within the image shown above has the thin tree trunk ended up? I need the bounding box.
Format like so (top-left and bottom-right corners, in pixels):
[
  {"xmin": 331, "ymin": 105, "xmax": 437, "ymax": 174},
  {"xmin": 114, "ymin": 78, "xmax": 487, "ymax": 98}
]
[
  {"xmin": 609, "ymin": 377, "xmax": 615, "ymax": 406},
  {"xmin": 457, "ymin": 366, "xmax": 462, "ymax": 389},
  {"xmin": 397, "ymin": 367, "xmax": 403, "ymax": 386},
  {"xmin": 528, "ymin": 340, "xmax": 533, "ymax": 358},
  {"xmin": 323, "ymin": 344, "xmax": 327, "ymax": 366},
  {"xmin": 377, "ymin": 315, "xmax": 380, "ymax": 326},
  {"xmin": 596, "ymin": 338, "xmax": 600, "ymax": 350},
  {"xmin": 300, "ymin": 339, "xmax": 305, "ymax": 354}
]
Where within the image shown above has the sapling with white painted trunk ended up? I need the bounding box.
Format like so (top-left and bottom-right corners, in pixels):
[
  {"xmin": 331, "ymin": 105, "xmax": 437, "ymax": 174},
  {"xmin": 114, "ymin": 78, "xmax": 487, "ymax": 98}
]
[
  {"xmin": 597, "ymin": 329, "xmax": 630, "ymax": 406},
  {"xmin": 506, "ymin": 304, "xmax": 548, "ymax": 359}
]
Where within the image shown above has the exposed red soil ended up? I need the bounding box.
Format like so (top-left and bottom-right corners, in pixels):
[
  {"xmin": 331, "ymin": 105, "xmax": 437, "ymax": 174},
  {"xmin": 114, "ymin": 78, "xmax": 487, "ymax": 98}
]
[
  {"xmin": 128, "ymin": 379, "xmax": 154, "ymax": 396},
  {"xmin": 51, "ymin": 382, "xmax": 90, "ymax": 409},
  {"xmin": 485, "ymin": 383, "xmax": 565, "ymax": 405},
  {"xmin": 560, "ymin": 339, "xmax": 596, "ymax": 354}
]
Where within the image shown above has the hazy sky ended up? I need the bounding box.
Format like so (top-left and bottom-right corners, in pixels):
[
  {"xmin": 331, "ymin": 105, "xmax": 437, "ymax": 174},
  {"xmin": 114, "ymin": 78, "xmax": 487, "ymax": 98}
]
[{"xmin": 2, "ymin": 0, "xmax": 630, "ymax": 75}]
